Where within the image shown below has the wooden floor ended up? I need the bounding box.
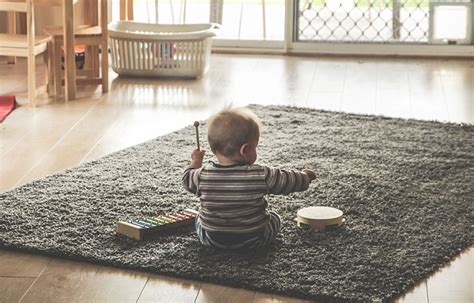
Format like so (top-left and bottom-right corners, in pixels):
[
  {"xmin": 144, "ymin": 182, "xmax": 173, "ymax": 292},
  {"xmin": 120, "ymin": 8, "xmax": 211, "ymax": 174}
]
[{"xmin": 0, "ymin": 54, "xmax": 473, "ymax": 303}]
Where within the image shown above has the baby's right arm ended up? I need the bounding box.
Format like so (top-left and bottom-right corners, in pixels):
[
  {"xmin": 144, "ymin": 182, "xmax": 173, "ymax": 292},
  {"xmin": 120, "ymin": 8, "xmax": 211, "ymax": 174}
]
[
  {"xmin": 182, "ymin": 148, "xmax": 205, "ymax": 196},
  {"xmin": 263, "ymin": 166, "xmax": 316, "ymax": 195}
]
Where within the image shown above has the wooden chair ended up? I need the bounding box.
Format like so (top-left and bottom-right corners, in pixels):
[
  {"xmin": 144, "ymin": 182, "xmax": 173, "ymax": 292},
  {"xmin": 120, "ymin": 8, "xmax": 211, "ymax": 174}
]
[
  {"xmin": 0, "ymin": 0, "xmax": 52, "ymax": 106},
  {"xmin": 44, "ymin": 0, "xmax": 108, "ymax": 97},
  {"xmin": 120, "ymin": 0, "xmax": 133, "ymax": 20}
]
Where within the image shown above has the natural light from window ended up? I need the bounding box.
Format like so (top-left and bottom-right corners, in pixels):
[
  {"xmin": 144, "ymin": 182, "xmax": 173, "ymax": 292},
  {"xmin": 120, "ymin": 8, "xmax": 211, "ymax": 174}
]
[
  {"xmin": 110, "ymin": 0, "xmax": 472, "ymax": 45},
  {"xmin": 111, "ymin": 0, "xmax": 285, "ymax": 41},
  {"xmin": 432, "ymin": 5, "xmax": 470, "ymax": 41}
]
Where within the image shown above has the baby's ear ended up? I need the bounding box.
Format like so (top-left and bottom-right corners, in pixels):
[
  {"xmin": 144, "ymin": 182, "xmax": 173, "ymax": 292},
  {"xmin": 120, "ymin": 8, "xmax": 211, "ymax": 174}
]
[{"xmin": 239, "ymin": 143, "xmax": 249, "ymax": 156}]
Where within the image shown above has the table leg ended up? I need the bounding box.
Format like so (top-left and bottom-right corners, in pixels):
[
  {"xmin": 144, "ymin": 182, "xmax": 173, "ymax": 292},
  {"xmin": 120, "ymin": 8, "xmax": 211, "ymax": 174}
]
[
  {"xmin": 7, "ymin": 12, "xmax": 17, "ymax": 64},
  {"xmin": 63, "ymin": 0, "xmax": 76, "ymax": 101}
]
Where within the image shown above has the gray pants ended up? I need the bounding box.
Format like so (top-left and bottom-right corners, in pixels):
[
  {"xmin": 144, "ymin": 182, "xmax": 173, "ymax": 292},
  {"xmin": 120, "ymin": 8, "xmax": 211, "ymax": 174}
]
[{"xmin": 195, "ymin": 211, "xmax": 281, "ymax": 250}]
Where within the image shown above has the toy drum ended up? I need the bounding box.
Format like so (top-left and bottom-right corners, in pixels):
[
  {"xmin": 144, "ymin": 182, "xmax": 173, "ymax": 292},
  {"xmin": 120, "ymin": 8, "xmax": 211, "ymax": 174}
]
[{"xmin": 296, "ymin": 206, "xmax": 345, "ymax": 231}]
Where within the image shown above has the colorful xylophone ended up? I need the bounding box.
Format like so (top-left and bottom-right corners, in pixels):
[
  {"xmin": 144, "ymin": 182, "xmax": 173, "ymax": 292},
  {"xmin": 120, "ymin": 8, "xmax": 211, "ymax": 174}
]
[{"xmin": 116, "ymin": 209, "xmax": 198, "ymax": 240}]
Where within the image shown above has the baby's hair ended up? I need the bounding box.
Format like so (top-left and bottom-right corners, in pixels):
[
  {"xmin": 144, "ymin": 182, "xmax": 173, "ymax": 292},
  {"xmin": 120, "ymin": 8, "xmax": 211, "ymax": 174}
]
[{"xmin": 207, "ymin": 107, "xmax": 261, "ymax": 157}]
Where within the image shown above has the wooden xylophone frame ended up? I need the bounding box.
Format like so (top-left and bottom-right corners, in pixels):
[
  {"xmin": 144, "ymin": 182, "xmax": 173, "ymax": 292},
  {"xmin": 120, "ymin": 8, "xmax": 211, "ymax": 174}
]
[{"xmin": 117, "ymin": 209, "xmax": 199, "ymax": 240}]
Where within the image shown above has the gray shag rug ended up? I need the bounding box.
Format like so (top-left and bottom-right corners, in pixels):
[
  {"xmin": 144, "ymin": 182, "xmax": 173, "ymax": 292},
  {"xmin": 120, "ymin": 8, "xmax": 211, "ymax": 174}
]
[{"xmin": 1, "ymin": 105, "xmax": 473, "ymax": 302}]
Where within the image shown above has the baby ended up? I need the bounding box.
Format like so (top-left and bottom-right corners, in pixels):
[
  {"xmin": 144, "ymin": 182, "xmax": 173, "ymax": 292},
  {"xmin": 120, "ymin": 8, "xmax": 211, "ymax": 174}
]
[{"xmin": 182, "ymin": 107, "xmax": 316, "ymax": 250}]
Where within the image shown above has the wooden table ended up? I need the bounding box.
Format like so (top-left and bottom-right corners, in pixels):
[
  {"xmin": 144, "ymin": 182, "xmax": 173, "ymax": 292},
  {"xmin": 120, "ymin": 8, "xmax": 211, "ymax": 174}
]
[{"xmin": 5, "ymin": 0, "xmax": 79, "ymax": 101}]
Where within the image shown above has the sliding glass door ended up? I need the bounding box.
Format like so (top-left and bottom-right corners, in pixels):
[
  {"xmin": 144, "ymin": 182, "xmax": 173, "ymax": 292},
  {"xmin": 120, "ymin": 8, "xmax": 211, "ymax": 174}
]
[
  {"xmin": 110, "ymin": 1, "xmax": 473, "ymax": 55},
  {"xmin": 295, "ymin": 0, "xmax": 472, "ymax": 44}
]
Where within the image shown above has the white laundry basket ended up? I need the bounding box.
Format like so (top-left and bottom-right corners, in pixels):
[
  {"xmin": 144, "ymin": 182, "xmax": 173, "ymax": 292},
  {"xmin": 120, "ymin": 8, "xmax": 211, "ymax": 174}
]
[{"xmin": 108, "ymin": 21, "xmax": 220, "ymax": 78}]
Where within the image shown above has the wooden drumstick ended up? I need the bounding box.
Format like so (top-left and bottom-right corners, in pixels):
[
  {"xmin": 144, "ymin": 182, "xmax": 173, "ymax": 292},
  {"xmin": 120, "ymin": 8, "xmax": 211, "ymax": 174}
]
[{"xmin": 194, "ymin": 121, "xmax": 200, "ymax": 150}]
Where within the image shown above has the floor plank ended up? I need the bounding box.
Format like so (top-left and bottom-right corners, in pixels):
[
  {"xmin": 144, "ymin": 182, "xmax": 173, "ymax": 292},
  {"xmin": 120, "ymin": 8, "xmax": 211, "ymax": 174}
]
[
  {"xmin": 394, "ymin": 282, "xmax": 428, "ymax": 303},
  {"xmin": 307, "ymin": 91, "xmax": 342, "ymax": 112},
  {"xmin": 272, "ymin": 56, "xmax": 317, "ymax": 105},
  {"xmin": 375, "ymin": 89, "xmax": 412, "ymax": 119},
  {"xmin": 19, "ymin": 102, "xmax": 122, "ymax": 185},
  {"xmin": 0, "ymin": 60, "xmax": 27, "ymax": 96},
  {"xmin": 19, "ymin": 258, "xmax": 99, "ymax": 303},
  {"xmin": 0, "ymin": 101, "xmax": 98, "ymax": 192},
  {"xmin": 0, "ymin": 250, "xmax": 50, "ymax": 278},
  {"xmin": 440, "ymin": 75, "xmax": 474, "ymax": 123},
  {"xmin": 137, "ymin": 274, "xmax": 201, "ymax": 303},
  {"xmin": 426, "ymin": 247, "xmax": 473, "ymax": 303},
  {"xmin": 410, "ymin": 90, "xmax": 449, "ymax": 122},
  {"xmin": 0, "ymin": 107, "xmax": 39, "ymax": 157},
  {"xmin": 341, "ymin": 91, "xmax": 377, "ymax": 115},
  {"xmin": 195, "ymin": 283, "xmax": 256, "ymax": 303},
  {"xmin": 253, "ymin": 292, "xmax": 313, "ymax": 303},
  {"xmin": 78, "ymin": 266, "xmax": 149, "ymax": 302},
  {"xmin": 0, "ymin": 277, "xmax": 36, "ymax": 303},
  {"xmin": 312, "ymin": 60, "xmax": 347, "ymax": 93}
]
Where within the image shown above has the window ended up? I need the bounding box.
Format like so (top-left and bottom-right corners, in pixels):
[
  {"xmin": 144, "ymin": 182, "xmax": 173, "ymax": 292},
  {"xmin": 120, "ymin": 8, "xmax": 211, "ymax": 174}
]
[{"xmin": 111, "ymin": 0, "xmax": 285, "ymax": 41}]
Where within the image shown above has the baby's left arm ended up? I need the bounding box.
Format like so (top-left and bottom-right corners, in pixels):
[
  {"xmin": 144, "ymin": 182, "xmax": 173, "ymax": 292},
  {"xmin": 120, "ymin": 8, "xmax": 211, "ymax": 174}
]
[{"xmin": 264, "ymin": 166, "xmax": 315, "ymax": 195}]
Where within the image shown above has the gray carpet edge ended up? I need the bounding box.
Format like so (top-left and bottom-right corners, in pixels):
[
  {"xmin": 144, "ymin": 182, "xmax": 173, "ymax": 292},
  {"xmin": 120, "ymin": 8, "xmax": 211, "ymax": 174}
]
[
  {"xmin": 1, "ymin": 104, "xmax": 472, "ymax": 197},
  {"xmin": 0, "ymin": 242, "xmax": 472, "ymax": 303}
]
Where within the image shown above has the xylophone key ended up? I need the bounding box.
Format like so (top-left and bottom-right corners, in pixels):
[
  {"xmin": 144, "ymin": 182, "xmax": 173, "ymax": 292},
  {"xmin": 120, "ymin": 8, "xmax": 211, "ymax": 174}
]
[
  {"xmin": 178, "ymin": 212, "xmax": 193, "ymax": 219},
  {"xmin": 144, "ymin": 218, "xmax": 163, "ymax": 225},
  {"xmin": 175, "ymin": 213, "xmax": 189, "ymax": 220},
  {"xmin": 132, "ymin": 220, "xmax": 151, "ymax": 228},
  {"xmin": 167, "ymin": 214, "xmax": 181, "ymax": 221},
  {"xmin": 129, "ymin": 221, "xmax": 146, "ymax": 228},
  {"xmin": 137, "ymin": 220, "xmax": 156, "ymax": 227},
  {"xmin": 157, "ymin": 216, "xmax": 175, "ymax": 223},
  {"xmin": 151, "ymin": 217, "xmax": 168, "ymax": 224},
  {"xmin": 182, "ymin": 210, "xmax": 197, "ymax": 217}
]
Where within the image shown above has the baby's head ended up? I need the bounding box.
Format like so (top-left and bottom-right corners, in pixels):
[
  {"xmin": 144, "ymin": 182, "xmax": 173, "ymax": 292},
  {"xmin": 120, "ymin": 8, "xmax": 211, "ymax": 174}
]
[{"xmin": 207, "ymin": 107, "xmax": 261, "ymax": 165}]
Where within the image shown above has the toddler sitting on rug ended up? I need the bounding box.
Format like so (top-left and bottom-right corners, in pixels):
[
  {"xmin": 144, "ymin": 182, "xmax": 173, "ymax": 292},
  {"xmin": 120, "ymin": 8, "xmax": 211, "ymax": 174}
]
[{"xmin": 182, "ymin": 107, "xmax": 316, "ymax": 249}]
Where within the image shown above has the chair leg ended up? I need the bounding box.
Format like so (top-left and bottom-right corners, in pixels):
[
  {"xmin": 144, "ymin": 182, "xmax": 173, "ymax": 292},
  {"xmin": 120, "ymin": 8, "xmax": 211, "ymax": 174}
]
[
  {"xmin": 46, "ymin": 41, "xmax": 55, "ymax": 96},
  {"xmin": 53, "ymin": 39, "xmax": 62, "ymax": 97},
  {"xmin": 84, "ymin": 45, "xmax": 98, "ymax": 77},
  {"xmin": 28, "ymin": 53, "xmax": 36, "ymax": 107},
  {"xmin": 85, "ymin": 45, "xmax": 92, "ymax": 72},
  {"xmin": 7, "ymin": 12, "xmax": 17, "ymax": 64},
  {"xmin": 101, "ymin": 42, "xmax": 109, "ymax": 92},
  {"xmin": 93, "ymin": 46, "xmax": 100, "ymax": 78}
]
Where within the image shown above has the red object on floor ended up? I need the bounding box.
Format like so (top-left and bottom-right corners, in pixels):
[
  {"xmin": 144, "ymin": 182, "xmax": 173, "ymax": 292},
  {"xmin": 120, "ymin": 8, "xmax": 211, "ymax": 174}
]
[{"xmin": 0, "ymin": 95, "xmax": 16, "ymax": 123}]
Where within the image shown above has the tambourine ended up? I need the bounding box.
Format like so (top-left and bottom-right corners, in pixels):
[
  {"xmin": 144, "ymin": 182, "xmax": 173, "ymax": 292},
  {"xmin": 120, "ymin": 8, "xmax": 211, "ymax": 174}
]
[{"xmin": 296, "ymin": 206, "xmax": 345, "ymax": 231}]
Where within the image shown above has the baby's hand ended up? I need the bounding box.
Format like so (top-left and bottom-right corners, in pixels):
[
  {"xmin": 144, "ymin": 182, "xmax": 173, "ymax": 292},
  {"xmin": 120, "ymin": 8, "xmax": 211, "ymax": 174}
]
[
  {"xmin": 191, "ymin": 149, "xmax": 205, "ymax": 161},
  {"xmin": 189, "ymin": 149, "xmax": 205, "ymax": 169},
  {"xmin": 302, "ymin": 169, "xmax": 316, "ymax": 181}
]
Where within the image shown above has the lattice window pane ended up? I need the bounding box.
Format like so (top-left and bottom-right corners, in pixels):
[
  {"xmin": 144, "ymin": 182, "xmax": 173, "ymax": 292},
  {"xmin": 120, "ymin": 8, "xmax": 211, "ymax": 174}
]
[{"xmin": 297, "ymin": 0, "xmax": 433, "ymax": 43}]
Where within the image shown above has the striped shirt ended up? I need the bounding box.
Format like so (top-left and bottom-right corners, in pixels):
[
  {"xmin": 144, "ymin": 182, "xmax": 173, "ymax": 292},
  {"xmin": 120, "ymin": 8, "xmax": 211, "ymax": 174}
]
[{"xmin": 182, "ymin": 161, "xmax": 310, "ymax": 234}]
